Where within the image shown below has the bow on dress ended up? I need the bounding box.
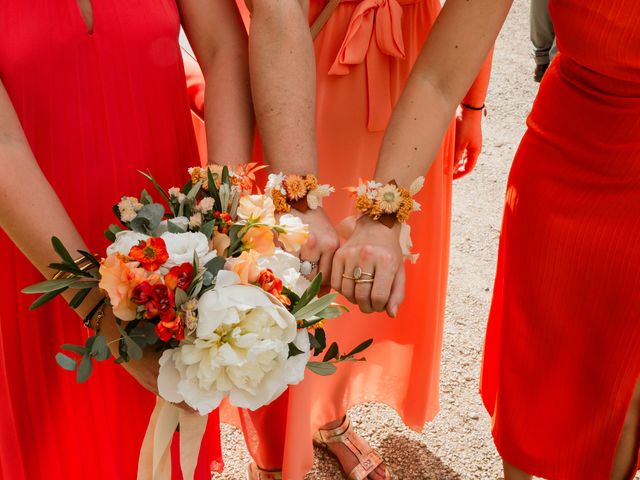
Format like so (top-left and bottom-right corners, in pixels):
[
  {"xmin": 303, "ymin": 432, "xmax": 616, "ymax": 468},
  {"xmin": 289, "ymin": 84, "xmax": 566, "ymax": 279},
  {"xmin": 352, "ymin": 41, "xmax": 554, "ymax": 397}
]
[{"xmin": 327, "ymin": 0, "xmax": 418, "ymax": 131}]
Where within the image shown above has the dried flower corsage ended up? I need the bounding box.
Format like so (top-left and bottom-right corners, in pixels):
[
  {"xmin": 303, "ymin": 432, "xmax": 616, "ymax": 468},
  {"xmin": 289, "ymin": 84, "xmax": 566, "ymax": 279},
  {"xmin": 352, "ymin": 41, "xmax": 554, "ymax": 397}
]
[
  {"xmin": 350, "ymin": 177, "xmax": 424, "ymax": 228},
  {"xmin": 265, "ymin": 172, "xmax": 335, "ymax": 214}
]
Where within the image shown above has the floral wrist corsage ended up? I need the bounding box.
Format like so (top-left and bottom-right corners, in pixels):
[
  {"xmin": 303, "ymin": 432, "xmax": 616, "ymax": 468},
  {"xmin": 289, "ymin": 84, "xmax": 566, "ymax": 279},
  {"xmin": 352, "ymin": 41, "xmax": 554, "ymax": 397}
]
[
  {"xmin": 266, "ymin": 172, "xmax": 335, "ymax": 214},
  {"xmin": 350, "ymin": 177, "xmax": 424, "ymax": 228}
]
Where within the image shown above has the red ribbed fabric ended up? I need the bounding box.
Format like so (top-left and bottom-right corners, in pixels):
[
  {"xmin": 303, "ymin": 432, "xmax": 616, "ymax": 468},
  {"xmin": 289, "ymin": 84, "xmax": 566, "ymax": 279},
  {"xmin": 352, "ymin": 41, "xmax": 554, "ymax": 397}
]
[
  {"xmin": 481, "ymin": 1, "xmax": 640, "ymax": 478},
  {"xmin": 0, "ymin": 2, "xmax": 221, "ymax": 478}
]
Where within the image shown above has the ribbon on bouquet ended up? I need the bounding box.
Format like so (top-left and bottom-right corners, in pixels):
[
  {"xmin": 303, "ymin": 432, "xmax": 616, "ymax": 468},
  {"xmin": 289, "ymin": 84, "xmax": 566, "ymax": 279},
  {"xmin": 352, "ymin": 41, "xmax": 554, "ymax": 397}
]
[{"xmin": 137, "ymin": 397, "xmax": 208, "ymax": 480}]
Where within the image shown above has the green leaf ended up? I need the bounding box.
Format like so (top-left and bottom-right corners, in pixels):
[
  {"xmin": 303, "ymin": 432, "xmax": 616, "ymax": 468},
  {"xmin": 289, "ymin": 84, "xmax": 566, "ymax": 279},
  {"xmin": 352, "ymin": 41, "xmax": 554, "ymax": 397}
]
[
  {"xmin": 48, "ymin": 262, "xmax": 86, "ymax": 276},
  {"xmin": 174, "ymin": 288, "xmax": 188, "ymax": 307},
  {"xmin": 315, "ymin": 304, "xmax": 349, "ymax": 319},
  {"xmin": 55, "ymin": 352, "xmax": 77, "ymax": 371},
  {"xmin": 292, "ymin": 274, "xmax": 323, "ymax": 314},
  {"xmin": 200, "ymin": 220, "xmax": 215, "ymax": 240},
  {"xmin": 51, "ymin": 237, "xmax": 75, "ymax": 265},
  {"xmin": 68, "ymin": 288, "xmax": 92, "ymax": 309},
  {"xmin": 90, "ymin": 335, "xmax": 111, "ymax": 361},
  {"xmin": 323, "ymin": 342, "xmax": 339, "ymax": 362},
  {"xmin": 204, "ymin": 256, "xmax": 226, "ymax": 279},
  {"xmin": 76, "ymin": 355, "xmax": 93, "ymax": 383},
  {"xmin": 68, "ymin": 279, "xmax": 100, "ymax": 289},
  {"xmin": 207, "ymin": 168, "xmax": 223, "ymax": 211},
  {"xmin": 139, "ymin": 170, "xmax": 171, "ymax": 203},
  {"xmin": 297, "ymin": 317, "xmax": 326, "ymax": 329},
  {"xmin": 182, "ymin": 179, "xmax": 193, "ymax": 195},
  {"xmin": 167, "ymin": 220, "xmax": 187, "ymax": 234},
  {"xmin": 140, "ymin": 189, "xmax": 153, "ymax": 205},
  {"xmin": 61, "ymin": 344, "xmax": 87, "ymax": 355},
  {"xmin": 130, "ymin": 203, "xmax": 165, "ymax": 234},
  {"xmin": 294, "ymin": 293, "xmax": 337, "ymax": 321},
  {"xmin": 104, "ymin": 229, "xmax": 116, "ymax": 242},
  {"xmin": 113, "ymin": 204, "xmax": 123, "ymax": 222},
  {"xmin": 314, "ymin": 327, "xmax": 326, "ymax": 355},
  {"xmin": 141, "ymin": 322, "xmax": 159, "ymax": 344},
  {"xmin": 186, "ymin": 180, "xmax": 203, "ymax": 202},
  {"xmin": 308, "ymin": 332, "xmax": 321, "ymax": 351},
  {"xmin": 221, "ymin": 165, "xmax": 230, "ymax": 185},
  {"xmin": 344, "ymin": 338, "xmax": 374, "ymax": 358},
  {"xmin": 116, "ymin": 322, "xmax": 143, "ymax": 360},
  {"xmin": 288, "ymin": 342, "xmax": 305, "ymax": 357},
  {"xmin": 29, "ymin": 287, "xmax": 68, "ymax": 310},
  {"xmin": 307, "ymin": 361, "xmax": 337, "ymax": 376}
]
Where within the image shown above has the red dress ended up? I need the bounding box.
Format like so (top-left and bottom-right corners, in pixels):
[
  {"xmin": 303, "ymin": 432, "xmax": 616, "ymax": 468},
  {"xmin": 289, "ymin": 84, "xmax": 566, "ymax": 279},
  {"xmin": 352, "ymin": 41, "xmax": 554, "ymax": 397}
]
[
  {"xmin": 480, "ymin": 1, "xmax": 640, "ymax": 478},
  {"xmin": 0, "ymin": 2, "xmax": 221, "ymax": 478}
]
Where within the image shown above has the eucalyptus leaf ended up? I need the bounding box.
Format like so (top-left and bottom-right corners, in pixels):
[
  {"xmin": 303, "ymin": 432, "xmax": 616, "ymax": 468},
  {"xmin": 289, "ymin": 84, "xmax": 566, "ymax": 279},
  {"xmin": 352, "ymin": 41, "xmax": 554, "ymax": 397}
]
[
  {"xmin": 167, "ymin": 220, "xmax": 187, "ymax": 234},
  {"xmin": 294, "ymin": 293, "xmax": 337, "ymax": 321},
  {"xmin": 200, "ymin": 220, "xmax": 215, "ymax": 240},
  {"xmin": 116, "ymin": 322, "xmax": 143, "ymax": 360},
  {"xmin": 130, "ymin": 203, "xmax": 165, "ymax": 234},
  {"xmin": 174, "ymin": 288, "xmax": 188, "ymax": 307},
  {"xmin": 55, "ymin": 352, "xmax": 77, "ymax": 371},
  {"xmin": 140, "ymin": 189, "xmax": 153, "ymax": 205},
  {"xmin": 61, "ymin": 344, "xmax": 87, "ymax": 355},
  {"xmin": 204, "ymin": 256, "xmax": 226, "ymax": 278},
  {"xmin": 306, "ymin": 361, "xmax": 337, "ymax": 376},
  {"xmin": 202, "ymin": 270, "xmax": 214, "ymax": 287},
  {"xmin": 76, "ymin": 355, "xmax": 93, "ymax": 383},
  {"xmin": 90, "ymin": 335, "xmax": 108, "ymax": 357}
]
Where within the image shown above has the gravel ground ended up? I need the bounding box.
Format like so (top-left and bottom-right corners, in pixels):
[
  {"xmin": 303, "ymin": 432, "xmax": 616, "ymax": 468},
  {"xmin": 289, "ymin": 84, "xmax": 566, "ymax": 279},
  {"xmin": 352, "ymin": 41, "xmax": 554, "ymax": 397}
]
[{"xmin": 214, "ymin": 2, "xmax": 638, "ymax": 479}]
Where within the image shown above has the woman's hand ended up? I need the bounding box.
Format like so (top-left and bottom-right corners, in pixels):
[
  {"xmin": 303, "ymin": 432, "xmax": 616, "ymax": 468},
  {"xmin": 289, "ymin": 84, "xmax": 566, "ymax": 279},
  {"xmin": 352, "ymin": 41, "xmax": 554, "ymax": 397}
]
[
  {"xmin": 331, "ymin": 217, "xmax": 405, "ymax": 317},
  {"xmin": 290, "ymin": 207, "xmax": 340, "ymax": 291},
  {"xmin": 453, "ymin": 106, "xmax": 484, "ymax": 179}
]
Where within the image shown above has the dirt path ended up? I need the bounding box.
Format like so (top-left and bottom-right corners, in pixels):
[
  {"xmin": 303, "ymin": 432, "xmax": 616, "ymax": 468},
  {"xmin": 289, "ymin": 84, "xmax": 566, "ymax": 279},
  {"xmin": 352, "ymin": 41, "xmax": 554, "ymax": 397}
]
[{"xmin": 214, "ymin": 1, "xmax": 637, "ymax": 478}]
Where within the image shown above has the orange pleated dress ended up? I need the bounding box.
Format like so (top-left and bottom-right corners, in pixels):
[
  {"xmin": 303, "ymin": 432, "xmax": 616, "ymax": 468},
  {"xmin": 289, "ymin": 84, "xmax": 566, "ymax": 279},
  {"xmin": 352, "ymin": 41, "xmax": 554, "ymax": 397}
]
[
  {"xmin": 480, "ymin": 1, "xmax": 640, "ymax": 478},
  {"xmin": 228, "ymin": 1, "xmax": 458, "ymax": 477},
  {"xmin": 0, "ymin": 2, "xmax": 221, "ymax": 478}
]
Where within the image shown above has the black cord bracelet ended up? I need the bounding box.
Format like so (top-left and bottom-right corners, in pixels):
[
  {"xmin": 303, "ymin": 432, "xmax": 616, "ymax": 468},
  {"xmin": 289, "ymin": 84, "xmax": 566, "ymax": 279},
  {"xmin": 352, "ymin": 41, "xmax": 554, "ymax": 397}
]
[
  {"xmin": 83, "ymin": 297, "xmax": 107, "ymax": 328},
  {"xmin": 461, "ymin": 103, "xmax": 486, "ymax": 111}
]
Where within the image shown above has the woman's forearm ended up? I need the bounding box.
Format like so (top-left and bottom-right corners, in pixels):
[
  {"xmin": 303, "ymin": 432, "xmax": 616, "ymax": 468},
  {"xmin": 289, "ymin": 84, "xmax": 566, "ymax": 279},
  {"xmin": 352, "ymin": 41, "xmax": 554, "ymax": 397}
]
[
  {"xmin": 248, "ymin": 0, "xmax": 318, "ymax": 174},
  {"xmin": 374, "ymin": 0, "xmax": 512, "ymax": 187},
  {"xmin": 462, "ymin": 48, "xmax": 494, "ymax": 108},
  {"xmin": 203, "ymin": 49, "xmax": 254, "ymax": 166}
]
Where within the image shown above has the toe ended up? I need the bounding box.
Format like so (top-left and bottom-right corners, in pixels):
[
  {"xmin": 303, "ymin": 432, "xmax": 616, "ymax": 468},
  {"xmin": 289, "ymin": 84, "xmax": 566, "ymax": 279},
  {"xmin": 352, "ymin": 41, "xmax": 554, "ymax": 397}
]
[{"xmin": 368, "ymin": 465, "xmax": 388, "ymax": 480}]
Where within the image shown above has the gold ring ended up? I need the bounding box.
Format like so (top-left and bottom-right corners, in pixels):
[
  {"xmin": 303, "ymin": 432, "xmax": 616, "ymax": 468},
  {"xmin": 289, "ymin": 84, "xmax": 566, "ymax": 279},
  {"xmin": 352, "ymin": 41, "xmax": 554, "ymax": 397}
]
[
  {"xmin": 352, "ymin": 266, "xmax": 374, "ymax": 280},
  {"xmin": 354, "ymin": 279, "xmax": 374, "ymax": 284},
  {"xmin": 342, "ymin": 274, "xmax": 356, "ymax": 280}
]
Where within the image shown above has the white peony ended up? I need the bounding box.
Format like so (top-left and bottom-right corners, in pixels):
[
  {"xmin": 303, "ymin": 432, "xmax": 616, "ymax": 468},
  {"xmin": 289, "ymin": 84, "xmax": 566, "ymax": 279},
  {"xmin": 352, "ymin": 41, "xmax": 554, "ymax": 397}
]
[
  {"xmin": 157, "ymin": 271, "xmax": 310, "ymax": 414},
  {"xmin": 106, "ymin": 231, "xmax": 150, "ymax": 257},
  {"xmin": 258, "ymin": 248, "xmax": 311, "ymax": 296},
  {"xmin": 160, "ymin": 231, "xmax": 216, "ymax": 269}
]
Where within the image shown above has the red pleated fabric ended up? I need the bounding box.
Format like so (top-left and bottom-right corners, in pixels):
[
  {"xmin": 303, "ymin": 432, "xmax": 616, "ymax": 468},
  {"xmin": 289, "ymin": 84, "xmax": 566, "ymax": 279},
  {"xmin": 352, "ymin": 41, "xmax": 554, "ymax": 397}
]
[
  {"xmin": 0, "ymin": 2, "xmax": 222, "ymax": 479},
  {"xmin": 480, "ymin": 1, "xmax": 640, "ymax": 478}
]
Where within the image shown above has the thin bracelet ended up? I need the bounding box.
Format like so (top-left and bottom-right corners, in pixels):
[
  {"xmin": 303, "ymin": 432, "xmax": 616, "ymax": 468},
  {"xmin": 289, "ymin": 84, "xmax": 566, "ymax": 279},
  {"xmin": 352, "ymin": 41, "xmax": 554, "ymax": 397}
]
[
  {"xmin": 461, "ymin": 103, "xmax": 485, "ymax": 111},
  {"xmin": 83, "ymin": 297, "xmax": 107, "ymax": 329}
]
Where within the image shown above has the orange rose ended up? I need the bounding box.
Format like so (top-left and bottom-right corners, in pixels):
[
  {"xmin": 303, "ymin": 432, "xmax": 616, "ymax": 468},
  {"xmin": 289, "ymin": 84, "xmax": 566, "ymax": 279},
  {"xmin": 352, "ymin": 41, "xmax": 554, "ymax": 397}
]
[
  {"xmin": 99, "ymin": 253, "xmax": 157, "ymax": 321},
  {"xmin": 211, "ymin": 231, "xmax": 231, "ymax": 256},
  {"xmin": 242, "ymin": 225, "xmax": 275, "ymax": 256},
  {"xmin": 225, "ymin": 250, "xmax": 261, "ymax": 284}
]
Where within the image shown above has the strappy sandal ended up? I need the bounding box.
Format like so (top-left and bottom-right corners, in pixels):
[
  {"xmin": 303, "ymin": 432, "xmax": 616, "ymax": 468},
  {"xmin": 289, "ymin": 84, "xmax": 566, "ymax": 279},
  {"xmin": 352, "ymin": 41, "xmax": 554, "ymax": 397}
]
[
  {"xmin": 247, "ymin": 462, "xmax": 282, "ymax": 480},
  {"xmin": 313, "ymin": 416, "xmax": 391, "ymax": 480}
]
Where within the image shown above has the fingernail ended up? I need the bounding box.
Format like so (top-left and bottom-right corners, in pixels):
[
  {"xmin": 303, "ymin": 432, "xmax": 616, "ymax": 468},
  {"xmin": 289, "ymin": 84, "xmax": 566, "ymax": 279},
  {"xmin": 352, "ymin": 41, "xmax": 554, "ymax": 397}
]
[{"xmin": 390, "ymin": 305, "xmax": 398, "ymax": 317}]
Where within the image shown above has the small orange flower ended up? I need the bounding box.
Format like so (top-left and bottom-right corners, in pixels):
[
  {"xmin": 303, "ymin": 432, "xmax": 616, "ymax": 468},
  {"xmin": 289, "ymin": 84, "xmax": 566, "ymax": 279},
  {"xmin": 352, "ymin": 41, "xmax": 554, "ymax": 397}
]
[
  {"xmin": 283, "ymin": 175, "xmax": 308, "ymax": 201},
  {"xmin": 128, "ymin": 238, "xmax": 169, "ymax": 271},
  {"xmin": 258, "ymin": 269, "xmax": 291, "ymax": 307},
  {"xmin": 271, "ymin": 189, "xmax": 291, "ymax": 214},
  {"xmin": 304, "ymin": 174, "xmax": 318, "ymax": 191}
]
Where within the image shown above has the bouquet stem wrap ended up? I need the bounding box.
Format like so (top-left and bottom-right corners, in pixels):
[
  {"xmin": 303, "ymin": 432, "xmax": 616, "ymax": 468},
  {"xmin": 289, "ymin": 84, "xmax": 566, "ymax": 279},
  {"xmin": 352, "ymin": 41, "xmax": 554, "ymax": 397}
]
[{"xmin": 137, "ymin": 398, "xmax": 208, "ymax": 480}]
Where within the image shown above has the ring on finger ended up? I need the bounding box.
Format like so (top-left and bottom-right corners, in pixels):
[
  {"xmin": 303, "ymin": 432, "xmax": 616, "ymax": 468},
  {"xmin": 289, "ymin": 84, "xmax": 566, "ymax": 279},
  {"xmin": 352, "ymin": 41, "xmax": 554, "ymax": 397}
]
[
  {"xmin": 352, "ymin": 266, "xmax": 375, "ymax": 280},
  {"xmin": 300, "ymin": 259, "xmax": 319, "ymax": 276},
  {"xmin": 354, "ymin": 278, "xmax": 374, "ymax": 284}
]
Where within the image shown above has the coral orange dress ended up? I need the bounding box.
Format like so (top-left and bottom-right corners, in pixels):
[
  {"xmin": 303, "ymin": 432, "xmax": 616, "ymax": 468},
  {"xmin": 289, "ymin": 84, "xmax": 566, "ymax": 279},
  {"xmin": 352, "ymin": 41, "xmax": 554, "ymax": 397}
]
[
  {"xmin": 480, "ymin": 1, "xmax": 640, "ymax": 478},
  {"xmin": 229, "ymin": 1, "xmax": 460, "ymax": 477},
  {"xmin": 0, "ymin": 2, "xmax": 221, "ymax": 478}
]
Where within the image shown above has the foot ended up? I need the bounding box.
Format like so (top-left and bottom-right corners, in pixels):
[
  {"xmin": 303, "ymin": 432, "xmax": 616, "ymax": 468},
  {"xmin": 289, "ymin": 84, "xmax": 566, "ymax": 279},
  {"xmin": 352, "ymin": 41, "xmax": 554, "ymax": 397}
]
[
  {"xmin": 317, "ymin": 418, "xmax": 389, "ymax": 480},
  {"xmin": 534, "ymin": 63, "xmax": 549, "ymax": 83}
]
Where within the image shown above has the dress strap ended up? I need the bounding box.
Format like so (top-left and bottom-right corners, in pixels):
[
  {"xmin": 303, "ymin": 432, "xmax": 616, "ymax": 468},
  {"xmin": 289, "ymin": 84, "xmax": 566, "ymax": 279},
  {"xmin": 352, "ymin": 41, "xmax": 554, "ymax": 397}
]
[{"xmin": 311, "ymin": 0, "xmax": 342, "ymax": 39}]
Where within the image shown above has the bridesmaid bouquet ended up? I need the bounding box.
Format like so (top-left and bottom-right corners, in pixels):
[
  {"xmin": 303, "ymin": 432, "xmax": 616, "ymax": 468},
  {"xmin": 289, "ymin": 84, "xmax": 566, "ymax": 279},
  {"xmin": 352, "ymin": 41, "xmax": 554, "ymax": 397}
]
[{"xmin": 24, "ymin": 164, "xmax": 371, "ymax": 413}]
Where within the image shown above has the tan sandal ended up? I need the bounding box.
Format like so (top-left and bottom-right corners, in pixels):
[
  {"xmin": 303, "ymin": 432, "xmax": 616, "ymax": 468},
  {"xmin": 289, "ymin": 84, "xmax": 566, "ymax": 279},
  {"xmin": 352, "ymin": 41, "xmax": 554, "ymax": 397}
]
[
  {"xmin": 247, "ymin": 462, "xmax": 282, "ymax": 480},
  {"xmin": 313, "ymin": 416, "xmax": 391, "ymax": 480}
]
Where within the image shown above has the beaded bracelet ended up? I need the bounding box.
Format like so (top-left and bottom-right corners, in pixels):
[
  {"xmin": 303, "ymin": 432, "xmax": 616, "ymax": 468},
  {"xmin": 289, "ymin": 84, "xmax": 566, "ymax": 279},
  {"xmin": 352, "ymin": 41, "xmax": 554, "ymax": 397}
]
[
  {"xmin": 266, "ymin": 172, "xmax": 335, "ymax": 214},
  {"xmin": 350, "ymin": 177, "xmax": 424, "ymax": 228}
]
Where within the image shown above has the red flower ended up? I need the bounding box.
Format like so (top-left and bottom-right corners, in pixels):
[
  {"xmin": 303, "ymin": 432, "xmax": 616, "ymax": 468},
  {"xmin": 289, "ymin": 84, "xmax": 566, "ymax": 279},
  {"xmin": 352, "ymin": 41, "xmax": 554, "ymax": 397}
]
[
  {"xmin": 132, "ymin": 281, "xmax": 154, "ymax": 305},
  {"xmin": 128, "ymin": 238, "xmax": 169, "ymax": 271},
  {"xmin": 258, "ymin": 269, "xmax": 291, "ymax": 307},
  {"xmin": 137, "ymin": 283, "xmax": 175, "ymax": 320},
  {"xmin": 155, "ymin": 315, "xmax": 185, "ymax": 342},
  {"xmin": 214, "ymin": 211, "xmax": 233, "ymax": 234},
  {"xmin": 165, "ymin": 263, "xmax": 194, "ymax": 291}
]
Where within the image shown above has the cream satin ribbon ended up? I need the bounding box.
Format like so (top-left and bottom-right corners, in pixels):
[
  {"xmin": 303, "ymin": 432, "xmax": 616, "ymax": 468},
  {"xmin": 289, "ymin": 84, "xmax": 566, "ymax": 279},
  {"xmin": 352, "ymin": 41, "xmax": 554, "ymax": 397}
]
[{"xmin": 138, "ymin": 397, "xmax": 209, "ymax": 480}]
